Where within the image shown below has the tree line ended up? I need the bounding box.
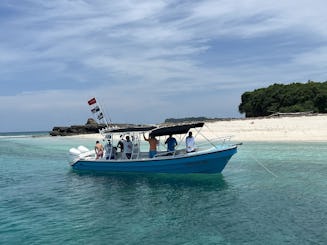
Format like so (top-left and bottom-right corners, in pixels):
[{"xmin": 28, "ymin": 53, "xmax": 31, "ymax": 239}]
[{"xmin": 239, "ymin": 81, "xmax": 327, "ymax": 117}]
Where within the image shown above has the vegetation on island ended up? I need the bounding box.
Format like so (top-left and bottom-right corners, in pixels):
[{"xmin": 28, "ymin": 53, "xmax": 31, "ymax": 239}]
[{"xmin": 239, "ymin": 81, "xmax": 327, "ymax": 117}]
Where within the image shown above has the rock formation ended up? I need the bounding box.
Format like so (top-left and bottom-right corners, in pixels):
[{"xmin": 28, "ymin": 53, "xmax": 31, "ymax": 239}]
[{"xmin": 49, "ymin": 118, "xmax": 106, "ymax": 136}]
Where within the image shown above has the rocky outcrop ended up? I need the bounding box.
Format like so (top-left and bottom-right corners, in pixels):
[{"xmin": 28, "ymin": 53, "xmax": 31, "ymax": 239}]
[
  {"xmin": 49, "ymin": 118, "xmax": 142, "ymax": 136},
  {"xmin": 49, "ymin": 118, "xmax": 106, "ymax": 136}
]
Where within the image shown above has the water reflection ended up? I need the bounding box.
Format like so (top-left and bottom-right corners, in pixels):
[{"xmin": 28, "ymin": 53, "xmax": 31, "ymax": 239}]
[{"xmin": 68, "ymin": 170, "xmax": 228, "ymax": 191}]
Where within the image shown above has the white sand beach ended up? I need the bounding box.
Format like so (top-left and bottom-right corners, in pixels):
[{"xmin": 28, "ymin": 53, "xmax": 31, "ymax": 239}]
[
  {"xmin": 203, "ymin": 114, "xmax": 327, "ymax": 142},
  {"xmin": 69, "ymin": 114, "xmax": 327, "ymax": 142}
]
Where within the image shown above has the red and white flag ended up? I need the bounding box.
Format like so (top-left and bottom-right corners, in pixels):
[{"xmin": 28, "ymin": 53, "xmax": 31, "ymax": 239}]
[{"xmin": 87, "ymin": 97, "xmax": 96, "ymax": 105}]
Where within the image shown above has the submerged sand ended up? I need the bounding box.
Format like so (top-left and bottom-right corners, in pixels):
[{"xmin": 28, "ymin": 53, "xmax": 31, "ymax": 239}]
[{"xmin": 67, "ymin": 114, "xmax": 327, "ymax": 142}]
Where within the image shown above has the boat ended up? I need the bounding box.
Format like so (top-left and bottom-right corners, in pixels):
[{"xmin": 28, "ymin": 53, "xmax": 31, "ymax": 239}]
[{"xmin": 68, "ymin": 98, "xmax": 238, "ymax": 174}]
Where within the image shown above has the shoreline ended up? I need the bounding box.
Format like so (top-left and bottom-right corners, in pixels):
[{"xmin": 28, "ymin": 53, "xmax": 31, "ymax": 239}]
[{"xmin": 64, "ymin": 114, "xmax": 327, "ymax": 142}]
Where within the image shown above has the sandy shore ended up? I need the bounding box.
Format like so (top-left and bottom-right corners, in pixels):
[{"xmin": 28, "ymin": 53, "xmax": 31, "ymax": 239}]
[
  {"xmin": 204, "ymin": 114, "xmax": 327, "ymax": 142},
  {"xmin": 68, "ymin": 114, "xmax": 327, "ymax": 142}
]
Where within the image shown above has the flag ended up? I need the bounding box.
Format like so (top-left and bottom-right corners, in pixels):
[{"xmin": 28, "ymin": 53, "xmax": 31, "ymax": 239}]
[
  {"xmin": 97, "ymin": 113, "xmax": 104, "ymax": 120},
  {"xmin": 91, "ymin": 106, "xmax": 100, "ymax": 113},
  {"xmin": 88, "ymin": 97, "xmax": 96, "ymax": 105}
]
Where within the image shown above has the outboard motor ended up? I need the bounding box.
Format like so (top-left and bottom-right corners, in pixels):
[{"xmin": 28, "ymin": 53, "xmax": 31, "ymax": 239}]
[{"xmin": 69, "ymin": 146, "xmax": 95, "ymax": 164}]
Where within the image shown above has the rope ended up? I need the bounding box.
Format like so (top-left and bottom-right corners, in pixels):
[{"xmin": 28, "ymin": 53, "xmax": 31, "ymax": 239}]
[{"xmin": 250, "ymin": 155, "xmax": 278, "ymax": 178}]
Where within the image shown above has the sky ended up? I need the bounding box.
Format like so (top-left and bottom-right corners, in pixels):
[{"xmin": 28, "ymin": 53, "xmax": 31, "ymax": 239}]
[{"xmin": 0, "ymin": 0, "xmax": 327, "ymax": 132}]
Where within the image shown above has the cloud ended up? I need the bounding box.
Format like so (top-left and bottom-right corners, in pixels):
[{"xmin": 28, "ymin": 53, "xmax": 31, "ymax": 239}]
[
  {"xmin": 188, "ymin": 0, "xmax": 327, "ymax": 38},
  {"xmin": 0, "ymin": 0, "xmax": 327, "ymax": 131}
]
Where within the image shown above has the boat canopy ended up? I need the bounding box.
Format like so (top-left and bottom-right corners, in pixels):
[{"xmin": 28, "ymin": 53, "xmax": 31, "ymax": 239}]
[
  {"xmin": 104, "ymin": 126, "xmax": 157, "ymax": 133},
  {"xmin": 150, "ymin": 122, "xmax": 204, "ymax": 137}
]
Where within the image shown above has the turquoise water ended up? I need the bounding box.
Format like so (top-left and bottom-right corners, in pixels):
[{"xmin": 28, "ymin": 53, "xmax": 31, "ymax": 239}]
[{"xmin": 0, "ymin": 133, "xmax": 326, "ymax": 244}]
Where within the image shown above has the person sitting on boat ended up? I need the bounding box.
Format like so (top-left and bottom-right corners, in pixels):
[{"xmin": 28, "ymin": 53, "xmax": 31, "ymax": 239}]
[
  {"xmin": 117, "ymin": 135, "xmax": 125, "ymax": 153},
  {"xmin": 165, "ymin": 134, "xmax": 177, "ymax": 154},
  {"xmin": 111, "ymin": 147, "xmax": 117, "ymax": 160},
  {"xmin": 143, "ymin": 133, "xmax": 159, "ymax": 158},
  {"xmin": 123, "ymin": 136, "xmax": 133, "ymax": 159},
  {"xmin": 186, "ymin": 131, "xmax": 195, "ymax": 153},
  {"xmin": 95, "ymin": 140, "xmax": 104, "ymax": 159},
  {"xmin": 105, "ymin": 141, "xmax": 117, "ymax": 160}
]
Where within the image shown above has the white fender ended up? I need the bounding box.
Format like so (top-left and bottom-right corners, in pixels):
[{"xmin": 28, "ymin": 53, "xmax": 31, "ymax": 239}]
[
  {"xmin": 69, "ymin": 148, "xmax": 81, "ymax": 155},
  {"xmin": 79, "ymin": 150, "xmax": 95, "ymax": 158},
  {"xmin": 78, "ymin": 145, "xmax": 90, "ymax": 153}
]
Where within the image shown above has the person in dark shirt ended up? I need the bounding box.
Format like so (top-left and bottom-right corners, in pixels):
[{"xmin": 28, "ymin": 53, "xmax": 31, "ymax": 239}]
[{"xmin": 165, "ymin": 134, "xmax": 177, "ymax": 153}]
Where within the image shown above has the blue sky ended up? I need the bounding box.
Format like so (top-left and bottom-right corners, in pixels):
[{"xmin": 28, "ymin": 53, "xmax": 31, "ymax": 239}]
[{"xmin": 1, "ymin": 0, "xmax": 327, "ymax": 132}]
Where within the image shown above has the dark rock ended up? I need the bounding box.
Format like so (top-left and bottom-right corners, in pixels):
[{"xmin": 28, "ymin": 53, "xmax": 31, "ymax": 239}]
[
  {"xmin": 86, "ymin": 118, "xmax": 97, "ymax": 125},
  {"xmin": 49, "ymin": 118, "xmax": 150, "ymax": 136},
  {"xmin": 49, "ymin": 118, "xmax": 106, "ymax": 136}
]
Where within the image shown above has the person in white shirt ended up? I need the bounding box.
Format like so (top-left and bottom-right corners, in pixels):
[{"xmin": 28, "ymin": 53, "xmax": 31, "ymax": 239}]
[
  {"xmin": 186, "ymin": 131, "xmax": 195, "ymax": 153},
  {"xmin": 123, "ymin": 136, "xmax": 133, "ymax": 159}
]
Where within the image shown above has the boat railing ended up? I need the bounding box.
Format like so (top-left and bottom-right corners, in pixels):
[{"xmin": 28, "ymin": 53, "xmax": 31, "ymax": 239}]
[
  {"xmin": 153, "ymin": 135, "xmax": 233, "ymax": 158},
  {"xmin": 69, "ymin": 134, "xmax": 234, "ymax": 162},
  {"xmin": 191, "ymin": 135, "xmax": 233, "ymax": 151}
]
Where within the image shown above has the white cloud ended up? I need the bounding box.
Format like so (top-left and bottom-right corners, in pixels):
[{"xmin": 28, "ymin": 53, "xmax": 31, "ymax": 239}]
[
  {"xmin": 0, "ymin": 0, "xmax": 327, "ymax": 131},
  {"xmin": 293, "ymin": 46, "xmax": 327, "ymax": 67}
]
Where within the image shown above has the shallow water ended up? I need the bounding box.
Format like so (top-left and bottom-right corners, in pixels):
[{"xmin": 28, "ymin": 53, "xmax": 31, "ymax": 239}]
[{"xmin": 0, "ymin": 134, "xmax": 326, "ymax": 244}]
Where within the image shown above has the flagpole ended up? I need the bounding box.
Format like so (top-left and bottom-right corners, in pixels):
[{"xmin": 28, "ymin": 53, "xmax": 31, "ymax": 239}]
[
  {"xmin": 87, "ymin": 97, "xmax": 111, "ymax": 127},
  {"xmin": 99, "ymin": 102, "xmax": 112, "ymax": 124},
  {"xmin": 96, "ymin": 100, "xmax": 110, "ymax": 126}
]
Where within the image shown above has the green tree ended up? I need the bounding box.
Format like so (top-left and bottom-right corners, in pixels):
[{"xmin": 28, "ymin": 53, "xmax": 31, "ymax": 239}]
[{"xmin": 239, "ymin": 81, "xmax": 327, "ymax": 117}]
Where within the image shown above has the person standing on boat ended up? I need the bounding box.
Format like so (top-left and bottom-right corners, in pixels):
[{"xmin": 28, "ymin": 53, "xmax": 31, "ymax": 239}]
[
  {"xmin": 186, "ymin": 131, "xmax": 195, "ymax": 153},
  {"xmin": 123, "ymin": 136, "xmax": 133, "ymax": 159},
  {"xmin": 105, "ymin": 140, "xmax": 117, "ymax": 160},
  {"xmin": 143, "ymin": 133, "xmax": 159, "ymax": 158},
  {"xmin": 165, "ymin": 134, "xmax": 177, "ymax": 154},
  {"xmin": 95, "ymin": 140, "xmax": 104, "ymax": 159},
  {"xmin": 117, "ymin": 135, "xmax": 125, "ymax": 153}
]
